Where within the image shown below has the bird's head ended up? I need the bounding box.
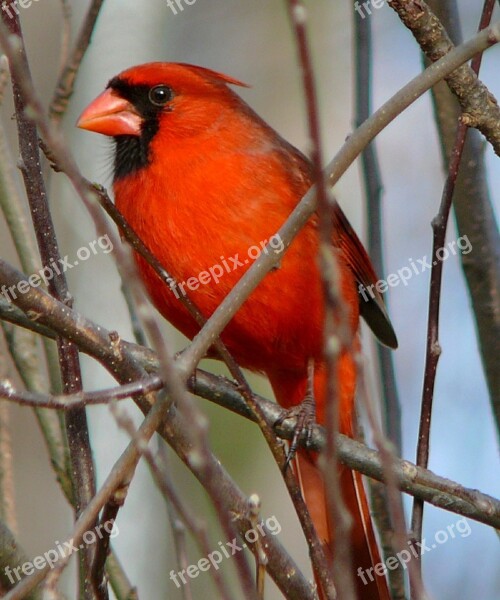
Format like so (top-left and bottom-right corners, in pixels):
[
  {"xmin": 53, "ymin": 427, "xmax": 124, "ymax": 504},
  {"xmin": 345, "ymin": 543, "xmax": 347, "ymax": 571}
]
[{"xmin": 77, "ymin": 62, "xmax": 248, "ymax": 179}]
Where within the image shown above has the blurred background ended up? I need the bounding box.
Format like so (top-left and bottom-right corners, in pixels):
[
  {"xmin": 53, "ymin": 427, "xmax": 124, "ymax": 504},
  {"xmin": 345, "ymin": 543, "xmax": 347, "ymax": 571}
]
[{"xmin": 1, "ymin": 0, "xmax": 499, "ymax": 598}]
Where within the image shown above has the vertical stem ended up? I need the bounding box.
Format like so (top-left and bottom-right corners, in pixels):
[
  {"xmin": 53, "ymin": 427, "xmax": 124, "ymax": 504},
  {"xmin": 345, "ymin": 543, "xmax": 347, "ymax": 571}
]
[
  {"xmin": 410, "ymin": 120, "xmax": 466, "ymax": 597},
  {"xmin": 1, "ymin": 12, "xmax": 97, "ymax": 600},
  {"xmin": 410, "ymin": 4, "xmax": 495, "ymax": 597},
  {"xmin": 0, "ymin": 401, "xmax": 15, "ymax": 530},
  {"xmin": 354, "ymin": 1, "xmax": 402, "ymax": 454},
  {"xmin": 286, "ymin": 2, "xmax": 356, "ymax": 598},
  {"xmin": 427, "ymin": 0, "xmax": 500, "ymax": 443},
  {"xmin": 354, "ymin": 9, "xmax": 408, "ymax": 597}
]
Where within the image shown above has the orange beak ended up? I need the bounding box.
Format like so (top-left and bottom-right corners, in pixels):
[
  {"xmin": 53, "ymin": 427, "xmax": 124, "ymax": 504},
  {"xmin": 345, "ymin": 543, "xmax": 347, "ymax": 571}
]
[{"xmin": 77, "ymin": 88, "xmax": 142, "ymax": 136}]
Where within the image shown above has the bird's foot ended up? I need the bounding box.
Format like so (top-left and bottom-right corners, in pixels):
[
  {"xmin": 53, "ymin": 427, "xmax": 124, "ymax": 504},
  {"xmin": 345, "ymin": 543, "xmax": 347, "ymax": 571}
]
[
  {"xmin": 274, "ymin": 359, "xmax": 317, "ymax": 471},
  {"xmin": 274, "ymin": 395, "xmax": 316, "ymax": 471}
]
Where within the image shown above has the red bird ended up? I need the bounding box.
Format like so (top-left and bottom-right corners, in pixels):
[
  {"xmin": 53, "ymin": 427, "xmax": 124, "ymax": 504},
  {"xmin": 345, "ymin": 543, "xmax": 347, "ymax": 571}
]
[{"xmin": 78, "ymin": 63, "xmax": 397, "ymax": 599}]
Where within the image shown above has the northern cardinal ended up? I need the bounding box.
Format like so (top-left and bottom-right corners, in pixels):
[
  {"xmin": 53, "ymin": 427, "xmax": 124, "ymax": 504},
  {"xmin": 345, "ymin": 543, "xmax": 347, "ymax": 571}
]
[{"xmin": 78, "ymin": 63, "xmax": 397, "ymax": 599}]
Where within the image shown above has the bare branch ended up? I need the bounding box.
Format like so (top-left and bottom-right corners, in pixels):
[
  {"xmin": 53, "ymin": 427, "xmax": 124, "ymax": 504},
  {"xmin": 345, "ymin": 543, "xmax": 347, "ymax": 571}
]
[
  {"xmin": 425, "ymin": 0, "xmax": 500, "ymax": 441},
  {"xmin": 388, "ymin": 0, "xmax": 500, "ymax": 155},
  {"xmin": 354, "ymin": 10, "xmax": 406, "ymax": 598},
  {"xmin": 286, "ymin": 2, "xmax": 355, "ymax": 598},
  {"xmin": 49, "ymin": 0, "xmax": 105, "ymax": 125},
  {"xmin": 0, "ymin": 376, "xmax": 162, "ymax": 409},
  {"xmin": 200, "ymin": 372, "xmax": 500, "ymax": 529},
  {"xmin": 354, "ymin": 0, "xmax": 402, "ymax": 454}
]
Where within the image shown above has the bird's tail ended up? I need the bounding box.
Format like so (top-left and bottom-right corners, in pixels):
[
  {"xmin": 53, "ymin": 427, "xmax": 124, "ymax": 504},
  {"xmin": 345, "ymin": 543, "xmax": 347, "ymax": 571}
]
[{"xmin": 269, "ymin": 355, "xmax": 390, "ymax": 600}]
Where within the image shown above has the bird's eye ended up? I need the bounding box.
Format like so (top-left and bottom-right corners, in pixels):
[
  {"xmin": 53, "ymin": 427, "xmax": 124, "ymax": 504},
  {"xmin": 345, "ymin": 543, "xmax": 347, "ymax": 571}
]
[{"xmin": 148, "ymin": 85, "xmax": 174, "ymax": 107}]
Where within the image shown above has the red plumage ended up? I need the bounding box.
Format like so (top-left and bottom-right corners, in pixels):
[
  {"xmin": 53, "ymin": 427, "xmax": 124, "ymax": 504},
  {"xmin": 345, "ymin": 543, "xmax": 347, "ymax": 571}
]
[{"xmin": 78, "ymin": 62, "xmax": 396, "ymax": 599}]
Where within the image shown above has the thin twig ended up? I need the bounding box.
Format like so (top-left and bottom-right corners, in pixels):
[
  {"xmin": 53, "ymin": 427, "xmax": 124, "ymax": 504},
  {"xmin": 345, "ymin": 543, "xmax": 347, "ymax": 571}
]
[
  {"xmin": 57, "ymin": 0, "xmax": 72, "ymax": 80},
  {"xmin": 410, "ymin": 3, "xmax": 496, "ymax": 597},
  {"xmin": 114, "ymin": 415, "xmax": 232, "ymax": 600},
  {"xmin": 90, "ymin": 505, "xmax": 119, "ymax": 598},
  {"xmin": 356, "ymin": 358, "xmax": 427, "ymax": 599},
  {"xmin": 354, "ymin": 8, "xmax": 405, "ymax": 598},
  {"xmin": 354, "ymin": 0, "xmax": 402, "ymax": 454},
  {"xmin": 154, "ymin": 443, "xmax": 196, "ymax": 600},
  {"xmin": 0, "ymin": 376, "xmax": 162, "ymax": 409},
  {"xmin": 425, "ymin": 0, "xmax": 500, "ymax": 441},
  {"xmin": 49, "ymin": 0, "xmax": 105, "ymax": 125},
  {"xmin": 286, "ymin": 1, "xmax": 354, "ymax": 598}
]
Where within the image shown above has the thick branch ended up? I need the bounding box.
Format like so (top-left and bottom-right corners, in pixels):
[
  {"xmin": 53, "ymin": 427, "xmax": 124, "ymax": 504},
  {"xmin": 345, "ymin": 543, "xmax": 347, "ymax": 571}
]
[
  {"xmin": 195, "ymin": 371, "xmax": 500, "ymax": 530},
  {"xmin": 388, "ymin": 0, "xmax": 500, "ymax": 155}
]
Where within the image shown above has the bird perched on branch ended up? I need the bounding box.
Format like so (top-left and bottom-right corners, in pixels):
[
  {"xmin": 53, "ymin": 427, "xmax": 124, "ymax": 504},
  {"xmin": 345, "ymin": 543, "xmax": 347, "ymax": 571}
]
[{"xmin": 78, "ymin": 62, "xmax": 397, "ymax": 600}]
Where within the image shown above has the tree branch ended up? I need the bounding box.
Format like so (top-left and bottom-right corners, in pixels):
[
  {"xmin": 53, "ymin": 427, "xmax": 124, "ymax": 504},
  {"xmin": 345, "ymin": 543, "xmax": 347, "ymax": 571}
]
[
  {"xmin": 49, "ymin": 0, "xmax": 105, "ymax": 125},
  {"xmin": 388, "ymin": 0, "xmax": 500, "ymax": 155}
]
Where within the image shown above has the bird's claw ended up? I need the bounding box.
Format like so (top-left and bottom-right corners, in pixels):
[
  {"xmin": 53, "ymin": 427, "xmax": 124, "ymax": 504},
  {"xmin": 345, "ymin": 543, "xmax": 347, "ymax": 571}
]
[{"xmin": 274, "ymin": 392, "xmax": 316, "ymax": 471}]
